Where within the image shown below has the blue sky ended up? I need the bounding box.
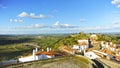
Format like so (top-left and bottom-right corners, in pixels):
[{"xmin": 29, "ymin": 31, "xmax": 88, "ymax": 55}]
[{"xmin": 0, "ymin": 0, "xmax": 120, "ymax": 34}]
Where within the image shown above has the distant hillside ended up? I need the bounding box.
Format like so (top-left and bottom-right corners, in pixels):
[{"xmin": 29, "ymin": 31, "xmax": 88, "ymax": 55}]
[
  {"xmin": 53, "ymin": 32, "xmax": 120, "ymax": 49},
  {"xmin": 0, "ymin": 34, "xmax": 68, "ymax": 61}
]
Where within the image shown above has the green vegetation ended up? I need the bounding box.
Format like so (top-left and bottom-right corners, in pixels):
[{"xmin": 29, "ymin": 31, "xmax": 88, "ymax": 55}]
[
  {"xmin": 95, "ymin": 33, "xmax": 120, "ymax": 44},
  {"xmin": 54, "ymin": 32, "xmax": 90, "ymax": 49},
  {"xmin": 75, "ymin": 56, "xmax": 89, "ymax": 64},
  {"xmin": 55, "ymin": 32, "xmax": 120, "ymax": 49},
  {"xmin": 0, "ymin": 43, "xmax": 33, "ymax": 61},
  {"xmin": 0, "ymin": 35, "xmax": 35, "ymax": 61},
  {"xmin": 0, "ymin": 34, "xmax": 68, "ymax": 61},
  {"xmin": 0, "ymin": 32, "xmax": 120, "ymax": 61}
]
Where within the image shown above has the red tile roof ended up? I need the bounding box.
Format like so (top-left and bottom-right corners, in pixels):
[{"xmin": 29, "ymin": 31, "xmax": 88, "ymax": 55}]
[
  {"xmin": 86, "ymin": 48, "xmax": 94, "ymax": 52},
  {"xmin": 36, "ymin": 51, "xmax": 54, "ymax": 56},
  {"xmin": 115, "ymin": 56, "xmax": 120, "ymax": 61}
]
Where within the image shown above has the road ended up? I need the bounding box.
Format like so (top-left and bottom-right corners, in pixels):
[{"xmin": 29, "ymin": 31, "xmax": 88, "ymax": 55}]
[
  {"xmin": 92, "ymin": 59, "xmax": 104, "ymax": 68},
  {"xmin": 98, "ymin": 58, "xmax": 120, "ymax": 68}
]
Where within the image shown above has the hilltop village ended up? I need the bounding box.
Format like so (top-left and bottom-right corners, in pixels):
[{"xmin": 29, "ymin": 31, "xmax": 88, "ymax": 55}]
[
  {"xmin": 62, "ymin": 33, "xmax": 120, "ymax": 62},
  {"xmin": 0, "ymin": 33, "xmax": 120, "ymax": 68},
  {"xmin": 17, "ymin": 33, "xmax": 120, "ymax": 63}
]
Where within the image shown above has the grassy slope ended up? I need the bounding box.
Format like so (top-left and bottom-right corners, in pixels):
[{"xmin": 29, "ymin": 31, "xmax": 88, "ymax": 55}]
[{"xmin": 4, "ymin": 56, "xmax": 90, "ymax": 68}]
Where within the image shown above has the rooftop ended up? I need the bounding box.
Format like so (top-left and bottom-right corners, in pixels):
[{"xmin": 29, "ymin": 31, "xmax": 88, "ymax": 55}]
[
  {"xmin": 115, "ymin": 56, "xmax": 120, "ymax": 61},
  {"xmin": 36, "ymin": 51, "xmax": 54, "ymax": 56}
]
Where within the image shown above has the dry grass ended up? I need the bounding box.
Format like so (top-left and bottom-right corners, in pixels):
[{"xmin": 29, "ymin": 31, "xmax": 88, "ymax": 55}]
[{"xmin": 4, "ymin": 56, "xmax": 90, "ymax": 68}]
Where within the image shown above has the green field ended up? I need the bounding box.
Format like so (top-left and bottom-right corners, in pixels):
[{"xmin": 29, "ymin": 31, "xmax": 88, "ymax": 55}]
[{"xmin": 0, "ymin": 34, "xmax": 69, "ymax": 61}]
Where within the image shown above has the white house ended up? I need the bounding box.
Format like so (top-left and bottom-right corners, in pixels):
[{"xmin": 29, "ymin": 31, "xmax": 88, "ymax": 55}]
[
  {"xmin": 84, "ymin": 51, "xmax": 100, "ymax": 59},
  {"xmin": 73, "ymin": 40, "xmax": 89, "ymax": 52},
  {"xmin": 18, "ymin": 48, "xmax": 55, "ymax": 62},
  {"xmin": 101, "ymin": 41, "xmax": 117, "ymax": 51},
  {"xmin": 91, "ymin": 34, "xmax": 97, "ymax": 37},
  {"xmin": 35, "ymin": 51, "xmax": 55, "ymax": 60},
  {"xmin": 90, "ymin": 34, "xmax": 97, "ymax": 40},
  {"xmin": 78, "ymin": 40, "xmax": 89, "ymax": 45}
]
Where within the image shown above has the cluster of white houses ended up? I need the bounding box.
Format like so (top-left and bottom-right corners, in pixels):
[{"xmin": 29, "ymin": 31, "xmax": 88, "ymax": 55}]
[
  {"xmin": 18, "ymin": 48, "xmax": 55, "ymax": 62},
  {"xmin": 18, "ymin": 34, "xmax": 120, "ymax": 62},
  {"xmin": 72, "ymin": 39, "xmax": 101, "ymax": 59},
  {"xmin": 72, "ymin": 39, "xmax": 89, "ymax": 53},
  {"xmin": 72, "ymin": 39, "xmax": 120, "ymax": 60},
  {"xmin": 101, "ymin": 41, "xmax": 120, "ymax": 56},
  {"xmin": 72, "ymin": 34, "xmax": 97, "ymax": 53}
]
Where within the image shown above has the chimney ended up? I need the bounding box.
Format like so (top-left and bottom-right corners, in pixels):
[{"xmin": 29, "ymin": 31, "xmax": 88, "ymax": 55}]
[
  {"xmin": 101, "ymin": 41, "xmax": 104, "ymax": 45},
  {"xmin": 106, "ymin": 42, "xmax": 108, "ymax": 45},
  {"xmin": 47, "ymin": 47, "xmax": 49, "ymax": 52},
  {"xmin": 33, "ymin": 49, "xmax": 36, "ymax": 60},
  {"xmin": 36, "ymin": 48, "xmax": 38, "ymax": 52},
  {"xmin": 42, "ymin": 49, "xmax": 44, "ymax": 51},
  {"xmin": 49, "ymin": 48, "xmax": 52, "ymax": 51}
]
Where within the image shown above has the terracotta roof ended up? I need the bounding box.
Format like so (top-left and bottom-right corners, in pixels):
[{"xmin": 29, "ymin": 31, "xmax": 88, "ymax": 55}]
[
  {"xmin": 116, "ymin": 48, "xmax": 120, "ymax": 51},
  {"xmin": 86, "ymin": 48, "xmax": 94, "ymax": 52},
  {"xmin": 36, "ymin": 51, "xmax": 54, "ymax": 56},
  {"xmin": 115, "ymin": 56, "xmax": 120, "ymax": 61},
  {"xmin": 106, "ymin": 50, "xmax": 112, "ymax": 55},
  {"xmin": 100, "ymin": 49, "xmax": 116, "ymax": 56}
]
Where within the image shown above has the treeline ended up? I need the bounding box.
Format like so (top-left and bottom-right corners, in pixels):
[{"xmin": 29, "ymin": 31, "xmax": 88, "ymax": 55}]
[
  {"xmin": 54, "ymin": 32, "xmax": 90, "ymax": 49},
  {"xmin": 97, "ymin": 33, "xmax": 120, "ymax": 44},
  {"xmin": 53, "ymin": 32, "xmax": 120, "ymax": 49}
]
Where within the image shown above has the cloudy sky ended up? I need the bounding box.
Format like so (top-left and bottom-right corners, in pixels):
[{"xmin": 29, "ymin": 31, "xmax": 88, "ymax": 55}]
[{"xmin": 0, "ymin": 0, "xmax": 120, "ymax": 34}]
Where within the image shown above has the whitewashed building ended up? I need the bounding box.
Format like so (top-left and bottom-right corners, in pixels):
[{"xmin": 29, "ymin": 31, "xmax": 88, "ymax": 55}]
[
  {"xmin": 84, "ymin": 51, "xmax": 100, "ymax": 59},
  {"xmin": 73, "ymin": 40, "xmax": 89, "ymax": 52},
  {"xmin": 101, "ymin": 41, "xmax": 117, "ymax": 51},
  {"xmin": 18, "ymin": 48, "xmax": 55, "ymax": 62}
]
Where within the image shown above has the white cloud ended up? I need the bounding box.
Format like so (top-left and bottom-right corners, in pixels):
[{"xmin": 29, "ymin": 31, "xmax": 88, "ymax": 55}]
[
  {"xmin": 13, "ymin": 24, "xmax": 46, "ymax": 29},
  {"xmin": 18, "ymin": 12, "xmax": 28, "ymax": 17},
  {"xmin": 112, "ymin": 21, "xmax": 120, "ymax": 24},
  {"xmin": 9, "ymin": 19, "xmax": 23, "ymax": 23},
  {"xmin": 54, "ymin": 21, "xmax": 60, "ymax": 27},
  {"xmin": 11, "ymin": 21, "xmax": 120, "ymax": 33},
  {"xmin": 29, "ymin": 13, "xmax": 45, "ymax": 19},
  {"xmin": 33, "ymin": 24, "xmax": 45, "ymax": 28},
  {"xmin": 12, "ymin": 21, "xmax": 78, "ymax": 29},
  {"xmin": 54, "ymin": 21, "xmax": 77, "ymax": 28},
  {"xmin": 78, "ymin": 22, "xmax": 120, "ymax": 31},
  {"xmin": 111, "ymin": 0, "xmax": 120, "ymax": 8},
  {"xmin": 18, "ymin": 12, "xmax": 45, "ymax": 19},
  {"xmin": 9, "ymin": 19, "xmax": 13, "ymax": 22}
]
